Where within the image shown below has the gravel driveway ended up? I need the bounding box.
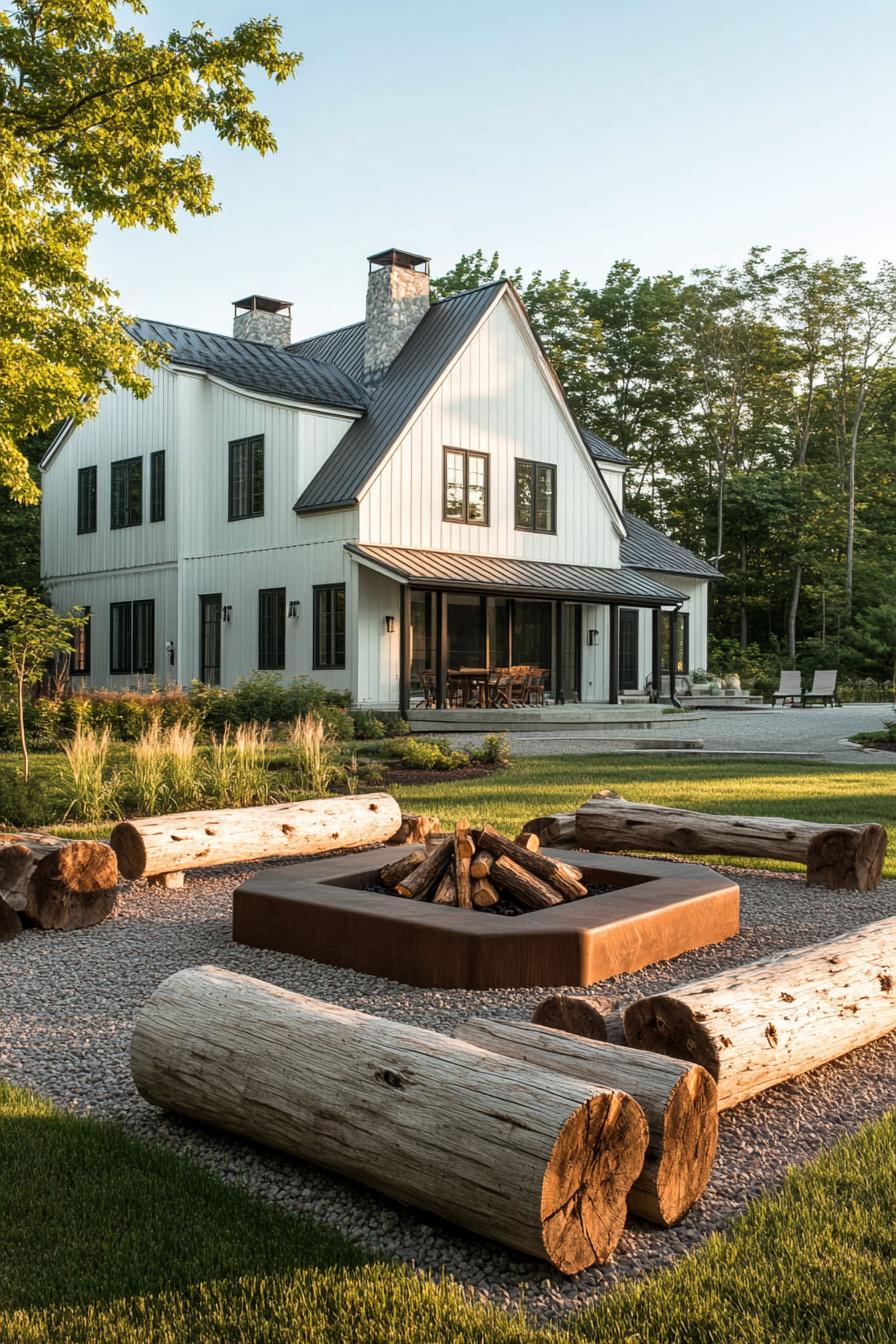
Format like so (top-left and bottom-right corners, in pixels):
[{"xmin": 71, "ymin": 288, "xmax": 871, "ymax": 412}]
[{"xmin": 2, "ymin": 860, "xmax": 895, "ymax": 1325}]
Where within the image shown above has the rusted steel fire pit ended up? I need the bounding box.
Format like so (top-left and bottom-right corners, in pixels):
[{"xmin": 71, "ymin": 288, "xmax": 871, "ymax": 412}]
[{"xmin": 233, "ymin": 847, "xmax": 739, "ymax": 989}]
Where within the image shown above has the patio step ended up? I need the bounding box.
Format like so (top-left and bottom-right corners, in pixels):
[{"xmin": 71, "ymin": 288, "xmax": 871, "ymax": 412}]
[{"xmin": 408, "ymin": 706, "xmax": 701, "ymax": 733}]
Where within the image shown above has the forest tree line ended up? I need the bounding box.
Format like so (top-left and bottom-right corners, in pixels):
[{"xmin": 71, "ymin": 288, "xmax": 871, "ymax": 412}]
[{"xmin": 433, "ymin": 249, "xmax": 896, "ymax": 683}]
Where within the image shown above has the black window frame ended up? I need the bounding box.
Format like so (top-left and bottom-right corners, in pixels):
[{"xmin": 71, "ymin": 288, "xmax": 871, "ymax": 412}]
[
  {"xmin": 228, "ymin": 435, "xmax": 265, "ymax": 521},
  {"xmin": 71, "ymin": 606, "xmax": 91, "ymax": 676},
  {"xmin": 442, "ymin": 446, "xmax": 489, "ymax": 526},
  {"xmin": 149, "ymin": 450, "xmax": 166, "ymax": 523},
  {"xmin": 258, "ymin": 586, "xmax": 286, "ymax": 671},
  {"xmin": 110, "ymin": 456, "xmax": 143, "ymax": 530},
  {"xmin": 109, "ymin": 599, "xmax": 154, "ymax": 675},
  {"xmin": 77, "ymin": 466, "xmax": 97, "ymax": 535},
  {"xmin": 515, "ymin": 459, "xmax": 557, "ymax": 534},
  {"xmin": 313, "ymin": 583, "xmax": 346, "ymax": 670}
]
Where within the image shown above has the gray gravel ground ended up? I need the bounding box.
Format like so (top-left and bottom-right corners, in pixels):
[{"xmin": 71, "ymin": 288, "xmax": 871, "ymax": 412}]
[
  {"xmin": 2, "ymin": 860, "xmax": 896, "ymax": 1325},
  {"xmin": 446, "ymin": 701, "xmax": 896, "ymax": 765}
]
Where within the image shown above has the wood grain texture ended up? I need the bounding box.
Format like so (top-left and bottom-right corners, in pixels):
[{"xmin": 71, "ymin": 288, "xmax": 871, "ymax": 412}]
[
  {"xmin": 624, "ymin": 915, "xmax": 896, "ymax": 1108},
  {"xmin": 0, "ymin": 833, "xmax": 118, "ymax": 930},
  {"xmin": 111, "ymin": 794, "xmax": 402, "ymax": 880},
  {"xmin": 131, "ymin": 966, "xmax": 648, "ymax": 1271},
  {"xmin": 576, "ymin": 796, "xmax": 886, "ymax": 891},
  {"xmin": 458, "ymin": 1018, "xmax": 717, "ymax": 1226}
]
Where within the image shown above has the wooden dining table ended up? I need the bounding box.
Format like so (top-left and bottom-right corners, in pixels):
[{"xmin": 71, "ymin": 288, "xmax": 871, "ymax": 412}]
[{"xmin": 447, "ymin": 668, "xmax": 492, "ymax": 708}]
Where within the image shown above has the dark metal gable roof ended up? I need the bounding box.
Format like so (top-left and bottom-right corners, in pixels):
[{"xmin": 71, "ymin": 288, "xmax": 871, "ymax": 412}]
[
  {"xmin": 287, "ymin": 321, "xmax": 366, "ymax": 383},
  {"xmin": 580, "ymin": 426, "xmax": 629, "ymax": 466},
  {"xmin": 128, "ymin": 319, "xmax": 367, "ymax": 412},
  {"xmin": 621, "ymin": 511, "xmax": 722, "ymax": 579},
  {"xmin": 295, "ymin": 282, "xmax": 506, "ymax": 514}
]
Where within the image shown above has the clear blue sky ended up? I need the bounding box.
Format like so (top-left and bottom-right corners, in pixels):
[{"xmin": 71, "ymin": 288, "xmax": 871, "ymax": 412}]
[{"xmin": 90, "ymin": 0, "xmax": 896, "ymax": 341}]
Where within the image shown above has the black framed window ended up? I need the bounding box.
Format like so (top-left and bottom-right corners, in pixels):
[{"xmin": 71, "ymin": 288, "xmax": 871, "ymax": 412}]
[
  {"xmin": 443, "ymin": 447, "xmax": 488, "ymax": 524},
  {"xmin": 71, "ymin": 607, "xmax": 91, "ymax": 676},
  {"xmin": 109, "ymin": 599, "xmax": 154, "ymax": 675},
  {"xmin": 515, "ymin": 459, "xmax": 556, "ymax": 533},
  {"xmin": 77, "ymin": 466, "xmax": 97, "ymax": 534},
  {"xmin": 258, "ymin": 587, "xmax": 286, "ymax": 670},
  {"xmin": 228, "ymin": 435, "xmax": 264, "ymax": 520},
  {"xmin": 110, "ymin": 456, "xmax": 142, "ymax": 529},
  {"xmin": 313, "ymin": 584, "xmax": 345, "ymax": 669},
  {"xmin": 150, "ymin": 450, "xmax": 166, "ymax": 522}
]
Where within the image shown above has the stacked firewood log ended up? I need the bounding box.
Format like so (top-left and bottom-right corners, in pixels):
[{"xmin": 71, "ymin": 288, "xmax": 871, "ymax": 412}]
[{"xmin": 377, "ymin": 821, "xmax": 590, "ymax": 912}]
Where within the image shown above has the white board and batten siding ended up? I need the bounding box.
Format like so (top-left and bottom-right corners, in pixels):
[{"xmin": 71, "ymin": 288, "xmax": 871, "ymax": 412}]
[
  {"xmin": 358, "ymin": 294, "xmax": 621, "ymax": 567},
  {"xmin": 627, "ymin": 576, "xmax": 709, "ymax": 692}
]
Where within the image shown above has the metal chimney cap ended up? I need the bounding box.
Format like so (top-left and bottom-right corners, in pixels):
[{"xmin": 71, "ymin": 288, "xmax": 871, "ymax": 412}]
[
  {"xmin": 232, "ymin": 295, "xmax": 293, "ymax": 314},
  {"xmin": 367, "ymin": 248, "xmax": 430, "ymax": 273}
]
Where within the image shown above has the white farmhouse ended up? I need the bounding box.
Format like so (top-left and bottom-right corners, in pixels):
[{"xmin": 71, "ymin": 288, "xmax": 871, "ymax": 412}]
[{"xmin": 40, "ymin": 249, "xmax": 720, "ymax": 713}]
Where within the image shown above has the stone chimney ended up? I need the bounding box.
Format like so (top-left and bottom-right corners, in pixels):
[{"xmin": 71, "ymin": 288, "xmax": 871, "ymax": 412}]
[
  {"xmin": 232, "ymin": 295, "xmax": 292, "ymax": 347},
  {"xmin": 363, "ymin": 249, "xmax": 430, "ymax": 386}
]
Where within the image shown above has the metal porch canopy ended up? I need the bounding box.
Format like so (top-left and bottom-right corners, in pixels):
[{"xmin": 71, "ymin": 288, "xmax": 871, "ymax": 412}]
[{"xmin": 345, "ymin": 543, "xmax": 685, "ymax": 606}]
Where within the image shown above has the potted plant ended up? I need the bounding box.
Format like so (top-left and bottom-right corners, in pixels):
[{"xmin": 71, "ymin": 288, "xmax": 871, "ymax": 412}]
[
  {"xmin": 706, "ymin": 675, "xmax": 722, "ymax": 696},
  {"xmin": 689, "ymin": 667, "xmax": 710, "ymax": 694},
  {"xmin": 724, "ymin": 672, "xmax": 742, "ymax": 697}
]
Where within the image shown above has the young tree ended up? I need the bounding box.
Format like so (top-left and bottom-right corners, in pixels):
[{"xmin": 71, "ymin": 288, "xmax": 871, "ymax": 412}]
[
  {"xmin": 0, "ymin": 3, "xmax": 300, "ymax": 501},
  {"xmin": 0, "ymin": 587, "xmax": 86, "ymax": 780}
]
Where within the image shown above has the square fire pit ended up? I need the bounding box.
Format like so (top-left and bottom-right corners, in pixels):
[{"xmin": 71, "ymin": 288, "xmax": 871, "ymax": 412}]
[{"xmin": 233, "ymin": 847, "xmax": 739, "ymax": 989}]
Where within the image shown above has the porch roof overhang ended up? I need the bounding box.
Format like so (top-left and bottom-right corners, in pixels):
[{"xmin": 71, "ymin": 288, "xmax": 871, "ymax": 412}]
[{"xmin": 345, "ymin": 543, "xmax": 685, "ymax": 607}]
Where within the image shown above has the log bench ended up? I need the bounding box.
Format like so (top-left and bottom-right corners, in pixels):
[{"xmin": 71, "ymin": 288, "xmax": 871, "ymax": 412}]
[
  {"xmin": 111, "ymin": 793, "xmax": 402, "ymax": 886},
  {"xmin": 574, "ymin": 792, "xmax": 887, "ymax": 891}
]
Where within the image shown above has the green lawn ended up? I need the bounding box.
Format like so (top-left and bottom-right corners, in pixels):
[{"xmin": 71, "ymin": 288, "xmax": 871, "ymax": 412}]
[
  {"xmin": 1, "ymin": 1080, "xmax": 894, "ymax": 1343},
  {"xmin": 7, "ymin": 749, "xmax": 896, "ymax": 877}
]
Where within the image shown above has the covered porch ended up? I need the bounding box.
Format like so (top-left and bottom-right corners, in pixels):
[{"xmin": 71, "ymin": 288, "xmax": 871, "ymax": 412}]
[{"xmin": 347, "ymin": 544, "xmax": 688, "ymax": 716}]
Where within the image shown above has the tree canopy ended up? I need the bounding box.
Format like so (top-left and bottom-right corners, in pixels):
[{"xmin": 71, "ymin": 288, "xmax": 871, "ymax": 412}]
[{"xmin": 0, "ymin": 1, "xmax": 300, "ymax": 501}]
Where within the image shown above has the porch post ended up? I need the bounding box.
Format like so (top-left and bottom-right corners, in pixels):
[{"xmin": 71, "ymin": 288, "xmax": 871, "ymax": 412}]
[
  {"xmin": 436, "ymin": 590, "xmax": 448, "ymax": 709},
  {"xmin": 668, "ymin": 607, "xmax": 679, "ymax": 699},
  {"xmin": 398, "ymin": 584, "xmax": 411, "ymax": 719},
  {"xmin": 608, "ymin": 603, "xmax": 620, "ymax": 704},
  {"xmin": 651, "ymin": 607, "xmax": 662, "ymax": 703},
  {"xmin": 554, "ymin": 602, "xmax": 565, "ymax": 704}
]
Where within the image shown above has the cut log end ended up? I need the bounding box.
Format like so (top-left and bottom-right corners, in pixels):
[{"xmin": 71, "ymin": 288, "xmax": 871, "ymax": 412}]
[
  {"xmin": 541, "ymin": 1090, "xmax": 647, "ymax": 1272},
  {"xmin": 532, "ymin": 994, "xmax": 611, "ymax": 1042},
  {"xmin": 623, "ymin": 996, "xmax": 719, "ymax": 1078},
  {"xmin": 110, "ymin": 822, "xmax": 147, "ymax": 881},
  {"xmin": 806, "ymin": 824, "xmax": 887, "ymax": 892},
  {"xmin": 648, "ymin": 1066, "xmax": 719, "ymax": 1227}
]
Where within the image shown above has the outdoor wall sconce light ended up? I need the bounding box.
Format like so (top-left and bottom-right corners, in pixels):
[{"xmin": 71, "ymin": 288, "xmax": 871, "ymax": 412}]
[
  {"xmin": 165, "ymin": 640, "xmax": 175, "ymax": 666},
  {"xmin": 587, "ymin": 628, "xmax": 599, "ymax": 646},
  {"xmin": 384, "ymin": 615, "xmax": 396, "ymax": 633},
  {"xmin": 288, "ymin": 600, "xmax": 301, "ymax": 619},
  {"xmin": 222, "ymin": 605, "xmax": 232, "ymax": 623}
]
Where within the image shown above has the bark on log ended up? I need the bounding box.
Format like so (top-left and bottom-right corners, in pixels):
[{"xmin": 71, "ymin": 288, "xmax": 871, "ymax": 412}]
[
  {"xmin": 623, "ymin": 914, "xmax": 896, "ymax": 1109},
  {"xmin": 457, "ymin": 1019, "xmax": 717, "ymax": 1227},
  {"xmin": 0, "ymin": 895, "xmax": 21, "ymax": 941},
  {"xmin": 0, "ymin": 833, "xmax": 118, "ymax": 930},
  {"xmin": 575, "ymin": 796, "xmax": 887, "ymax": 892},
  {"xmin": 111, "ymin": 793, "xmax": 402, "ymax": 880},
  {"xmin": 388, "ymin": 813, "xmax": 441, "ymax": 845},
  {"xmin": 470, "ymin": 850, "xmax": 494, "ymax": 879},
  {"xmin": 531, "ymin": 994, "xmax": 629, "ymax": 1048},
  {"xmin": 132, "ymin": 967, "xmax": 649, "ymax": 1272},
  {"xmin": 431, "ymin": 870, "xmax": 458, "ymax": 905},
  {"xmin": 522, "ymin": 814, "xmax": 577, "ymax": 848},
  {"xmin": 395, "ymin": 839, "xmax": 452, "ymax": 899},
  {"xmin": 472, "ymin": 877, "xmax": 500, "ymax": 909},
  {"xmin": 454, "ymin": 821, "xmax": 475, "ymax": 909},
  {"xmin": 379, "ymin": 850, "xmax": 425, "ymax": 888},
  {"xmin": 491, "ymin": 855, "xmax": 565, "ymax": 909},
  {"xmin": 478, "ymin": 826, "xmax": 588, "ymax": 900}
]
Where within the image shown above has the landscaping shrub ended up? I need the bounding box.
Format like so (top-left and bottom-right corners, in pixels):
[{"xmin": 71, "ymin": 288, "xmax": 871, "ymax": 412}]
[
  {"xmin": 131, "ymin": 717, "xmax": 167, "ymax": 815},
  {"xmin": 163, "ymin": 721, "xmax": 202, "ymax": 811},
  {"xmin": 470, "ymin": 732, "xmax": 511, "ymax": 767},
  {"xmin": 189, "ymin": 673, "xmax": 352, "ymax": 734},
  {"xmin": 350, "ymin": 710, "xmax": 386, "ymax": 740},
  {"xmin": 62, "ymin": 724, "xmax": 121, "ymax": 822},
  {"xmin": 391, "ymin": 736, "xmax": 471, "ymax": 771},
  {"xmin": 0, "ymin": 764, "xmax": 55, "ymax": 828}
]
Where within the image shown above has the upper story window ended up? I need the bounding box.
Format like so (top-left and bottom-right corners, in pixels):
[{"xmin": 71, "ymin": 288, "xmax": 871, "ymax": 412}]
[
  {"xmin": 150, "ymin": 450, "xmax": 166, "ymax": 523},
  {"xmin": 443, "ymin": 447, "xmax": 488, "ymax": 525},
  {"xmin": 77, "ymin": 466, "xmax": 97, "ymax": 534},
  {"xmin": 313, "ymin": 584, "xmax": 345, "ymax": 669},
  {"xmin": 258, "ymin": 587, "xmax": 286, "ymax": 670},
  {"xmin": 111, "ymin": 456, "xmax": 142, "ymax": 529},
  {"xmin": 228, "ymin": 435, "xmax": 264, "ymax": 521},
  {"xmin": 515, "ymin": 459, "xmax": 556, "ymax": 533},
  {"xmin": 110, "ymin": 599, "xmax": 154, "ymax": 675},
  {"xmin": 71, "ymin": 606, "xmax": 91, "ymax": 676}
]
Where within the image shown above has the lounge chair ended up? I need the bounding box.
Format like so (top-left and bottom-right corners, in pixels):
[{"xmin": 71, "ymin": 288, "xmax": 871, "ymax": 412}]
[
  {"xmin": 802, "ymin": 669, "xmax": 841, "ymax": 707},
  {"xmin": 772, "ymin": 670, "xmax": 802, "ymax": 706}
]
